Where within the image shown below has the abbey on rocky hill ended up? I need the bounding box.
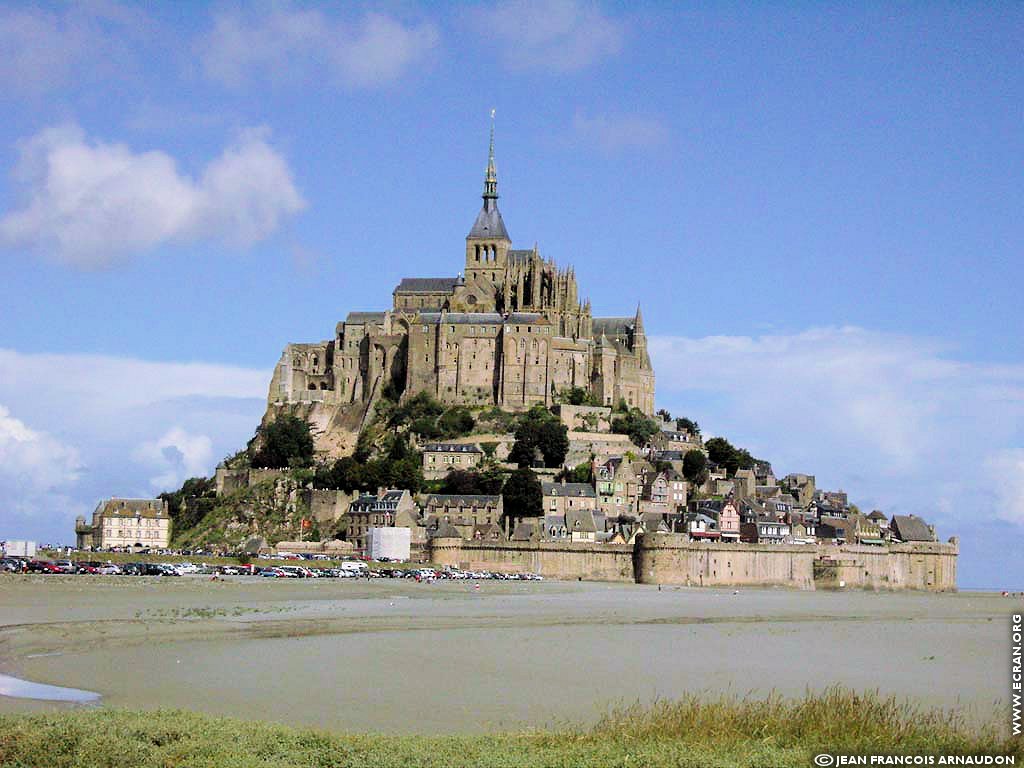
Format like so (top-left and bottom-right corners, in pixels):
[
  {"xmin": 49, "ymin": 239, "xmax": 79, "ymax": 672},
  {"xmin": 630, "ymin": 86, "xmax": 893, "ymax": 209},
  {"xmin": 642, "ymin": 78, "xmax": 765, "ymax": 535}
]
[{"xmin": 268, "ymin": 125, "xmax": 655, "ymax": 421}]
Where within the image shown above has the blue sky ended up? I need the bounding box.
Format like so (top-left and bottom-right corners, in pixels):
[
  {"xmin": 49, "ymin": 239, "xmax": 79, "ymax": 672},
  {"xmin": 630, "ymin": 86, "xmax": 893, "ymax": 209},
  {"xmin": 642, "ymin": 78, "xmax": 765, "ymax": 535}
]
[{"xmin": 0, "ymin": 1, "xmax": 1021, "ymax": 588}]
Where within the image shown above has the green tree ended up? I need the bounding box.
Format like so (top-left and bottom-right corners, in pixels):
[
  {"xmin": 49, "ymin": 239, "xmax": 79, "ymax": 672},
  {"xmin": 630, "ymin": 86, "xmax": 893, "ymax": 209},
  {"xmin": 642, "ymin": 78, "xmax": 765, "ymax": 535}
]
[
  {"xmin": 440, "ymin": 469, "xmax": 486, "ymax": 495},
  {"xmin": 159, "ymin": 476, "xmax": 216, "ymax": 532},
  {"xmin": 252, "ymin": 415, "xmax": 315, "ymax": 468},
  {"xmin": 675, "ymin": 417, "xmax": 701, "ymax": 436},
  {"xmin": 704, "ymin": 437, "xmax": 757, "ymax": 477},
  {"xmin": 610, "ymin": 408, "xmax": 660, "ymax": 447},
  {"xmin": 561, "ymin": 386, "xmax": 600, "ymax": 406},
  {"xmin": 438, "ymin": 406, "xmax": 475, "ymax": 438},
  {"xmin": 509, "ymin": 407, "xmax": 569, "ymax": 468},
  {"xmin": 656, "ymin": 408, "xmax": 672, "ymax": 422},
  {"xmin": 705, "ymin": 437, "xmax": 738, "ymax": 475},
  {"xmin": 556, "ymin": 460, "xmax": 594, "ymax": 484},
  {"xmin": 682, "ymin": 449, "xmax": 709, "ymax": 486},
  {"xmin": 501, "ymin": 468, "xmax": 542, "ymax": 524}
]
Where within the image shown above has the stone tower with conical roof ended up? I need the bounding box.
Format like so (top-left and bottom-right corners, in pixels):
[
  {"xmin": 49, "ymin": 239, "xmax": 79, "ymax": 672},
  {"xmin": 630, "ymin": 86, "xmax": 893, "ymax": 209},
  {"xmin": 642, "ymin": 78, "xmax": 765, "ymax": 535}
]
[{"xmin": 465, "ymin": 115, "xmax": 511, "ymax": 296}]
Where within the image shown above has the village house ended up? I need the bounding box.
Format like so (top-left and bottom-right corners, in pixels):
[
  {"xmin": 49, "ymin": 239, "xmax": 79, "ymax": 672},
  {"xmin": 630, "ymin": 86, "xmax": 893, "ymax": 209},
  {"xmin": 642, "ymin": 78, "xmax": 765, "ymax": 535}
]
[
  {"xmin": 684, "ymin": 510, "xmax": 721, "ymax": 540},
  {"xmin": 75, "ymin": 498, "xmax": 171, "ymax": 550},
  {"xmin": 541, "ymin": 481, "xmax": 598, "ymax": 516},
  {"xmin": 421, "ymin": 443, "xmax": 483, "ymax": 480},
  {"xmin": 642, "ymin": 469, "xmax": 687, "ymax": 515},
  {"xmin": 780, "ymin": 473, "xmax": 816, "ymax": 507},
  {"xmin": 649, "ymin": 449, "xmax": 685, "ymax": 474},
  {"xmin": 889, "ymin": 514, "xmax": 936, "ymax": 543},
  {"xmin": 346, "ymin": 489, "xmax": 420, "ymax": 552},
  {"xmin": 867, "ymin": 510, "xmax": 889, "ymax": 532},
  {"xmin": 753, "ymin": 460, "xmax": 776, "ymax": 488},
  {"xmin": 423, "ymin": 494, "xmax": 504, "ymax": 539},
  {"xmin": 649, "ymin": 429, "xmax": 701, "ymax": 453},
  {"xmin": 595, "ymin": 457, "xmax": 652, "ymax": 520},
  {"xmin": 740, "ymin": 515, "xmax": 791, "ymax": 544},
  {"xmin": 472, "ymin": 522, "xmax": 504, "ymax": 542},
  {"xmin": 698, "ymin": 496, "xmax": 742, "ymax": 542},
  {"xmin": 732, "ymin": 468, "xmax": 756, "ymax": 498}
]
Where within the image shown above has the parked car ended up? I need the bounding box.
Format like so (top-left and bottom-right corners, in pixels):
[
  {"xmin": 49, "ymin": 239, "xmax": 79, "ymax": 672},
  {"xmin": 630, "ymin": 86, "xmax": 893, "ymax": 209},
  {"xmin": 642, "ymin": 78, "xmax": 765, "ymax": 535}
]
[{"xmin": 27, "ymin": 560, "xmax": 61, "ymax": 573}]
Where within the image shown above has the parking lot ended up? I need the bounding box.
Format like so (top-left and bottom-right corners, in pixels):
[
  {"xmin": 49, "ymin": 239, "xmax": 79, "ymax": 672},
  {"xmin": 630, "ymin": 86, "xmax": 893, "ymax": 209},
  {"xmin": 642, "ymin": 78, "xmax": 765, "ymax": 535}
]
[{"xmin": 1, "ymin": 556, "xmax": 543, "ymax": 581}]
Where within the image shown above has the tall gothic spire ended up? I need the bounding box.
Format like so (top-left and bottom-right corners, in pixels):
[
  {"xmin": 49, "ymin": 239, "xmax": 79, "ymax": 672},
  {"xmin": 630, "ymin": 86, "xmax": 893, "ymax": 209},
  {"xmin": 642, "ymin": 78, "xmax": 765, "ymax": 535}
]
[
  {"xmin": 468, "ymin": 109, "xmax": 510, "ymax": 241},
  {"xmin": 483, "ymin": 108, "xmax": 498, "ymax": 202}
]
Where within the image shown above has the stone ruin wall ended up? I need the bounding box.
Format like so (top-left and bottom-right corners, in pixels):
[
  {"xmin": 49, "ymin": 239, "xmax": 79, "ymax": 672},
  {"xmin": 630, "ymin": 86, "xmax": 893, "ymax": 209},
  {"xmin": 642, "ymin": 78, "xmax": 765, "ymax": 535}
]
[{"xmin": 426, "ymin": 534, "xmax": 958, "ymax": 592}]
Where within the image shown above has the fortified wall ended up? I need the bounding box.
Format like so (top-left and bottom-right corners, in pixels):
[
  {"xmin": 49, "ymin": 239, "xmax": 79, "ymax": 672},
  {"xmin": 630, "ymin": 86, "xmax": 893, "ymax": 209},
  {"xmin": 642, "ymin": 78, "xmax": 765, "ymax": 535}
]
[
  {"xmin": 431, "ymin": 537, "xmax": 635, "ymax": 582},
  {"xmin": 427, "ymin": 533, "xmax": 958, "ymax": 591}
]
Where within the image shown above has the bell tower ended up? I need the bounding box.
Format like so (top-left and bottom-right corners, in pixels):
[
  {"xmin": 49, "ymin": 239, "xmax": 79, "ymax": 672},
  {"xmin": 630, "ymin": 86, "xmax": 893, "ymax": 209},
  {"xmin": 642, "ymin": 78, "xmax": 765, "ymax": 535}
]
[{"xmin": 466, "ymin": 111, "xmax": 511, "ymax": 288}]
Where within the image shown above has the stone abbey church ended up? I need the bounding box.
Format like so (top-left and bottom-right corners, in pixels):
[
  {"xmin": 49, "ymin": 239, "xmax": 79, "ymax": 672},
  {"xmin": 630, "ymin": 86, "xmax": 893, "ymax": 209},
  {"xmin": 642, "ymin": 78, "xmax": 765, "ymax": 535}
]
[{"xmin": 267, "ymin": 130, "xmax": 655, "ymax": 431}]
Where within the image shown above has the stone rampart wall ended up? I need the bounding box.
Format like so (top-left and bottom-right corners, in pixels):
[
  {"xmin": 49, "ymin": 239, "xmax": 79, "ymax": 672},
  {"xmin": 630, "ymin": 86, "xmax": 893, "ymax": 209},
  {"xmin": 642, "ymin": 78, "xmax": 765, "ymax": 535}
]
[
  {"xmin": 425, "ymin": 534, "xmax": 958, "ymax": 591},
  {"xmin": 814, "ymin": 540, "xmax": 958, "ymax": 591},
  {"xmin": 430, "ymin": 537, "xmax": 634, "ymax": 582},
  {"xmin": 635, "ymin": 534, "xmax": 816, "ymax": 589}
]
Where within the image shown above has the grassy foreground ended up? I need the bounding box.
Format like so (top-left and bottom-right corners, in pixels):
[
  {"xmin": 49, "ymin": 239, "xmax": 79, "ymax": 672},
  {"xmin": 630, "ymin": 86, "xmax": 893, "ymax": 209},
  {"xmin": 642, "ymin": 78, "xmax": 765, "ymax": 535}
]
[{"xmin": 0, "ymin": 688, "xmax": 1019, "ymax": 768}]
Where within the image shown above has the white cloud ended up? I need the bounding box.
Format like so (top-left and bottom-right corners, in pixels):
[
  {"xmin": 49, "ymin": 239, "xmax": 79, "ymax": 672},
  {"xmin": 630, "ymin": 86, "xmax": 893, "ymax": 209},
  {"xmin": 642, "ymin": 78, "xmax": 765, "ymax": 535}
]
[
  {"xmin": 0, "ymin": 404, "xmax": 82, "ymax": 517},
  {"xmin": 0, "ymin": 348, "xmax": 268, "ymax": 541},
  {"xmin": 649, "ymin": 326, "xmax": 1024, "ymax": 528},
  {"xmin": 470, "ymin": 0, "xmax": 624, "ymax": 73},
  {"xmin": 198, "ymin": 7, "xmax": 438, "ymax": 88},
  {"xmin": 985, "ymin": 449, "xmax": 1024, "ymax": 525},
  {"xmin": 134, "ymin": 427, "xmax": 214, "ymax": 491},
  {"xmin": 0, "ymin": 124, "xmax": 305, "ymax": 267},
  {"xmin": 572, "ymin": 110, "xmax": 668, "ymax": 151},
  {"xmin": 0, "ymin": 3, "xmax": 150, "ymax": 94},
  {"xmin": 0, "ymin": 348, "xmax": 269, "ymax": 428}
]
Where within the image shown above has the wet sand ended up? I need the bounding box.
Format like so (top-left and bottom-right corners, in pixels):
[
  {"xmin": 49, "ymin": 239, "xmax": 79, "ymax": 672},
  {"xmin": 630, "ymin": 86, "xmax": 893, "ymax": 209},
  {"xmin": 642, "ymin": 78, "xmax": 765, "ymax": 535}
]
[{"xmin": 0, "ymin": 575, "xmax": 1016, "ymax": 733}]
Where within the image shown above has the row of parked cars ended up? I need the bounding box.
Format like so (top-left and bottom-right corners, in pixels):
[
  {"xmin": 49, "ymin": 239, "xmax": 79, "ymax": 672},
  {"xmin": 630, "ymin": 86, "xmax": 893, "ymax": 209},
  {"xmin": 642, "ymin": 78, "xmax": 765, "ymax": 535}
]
[{"xmin": 1, "ymin": 557, "xmax": 545, "ymax": 581}]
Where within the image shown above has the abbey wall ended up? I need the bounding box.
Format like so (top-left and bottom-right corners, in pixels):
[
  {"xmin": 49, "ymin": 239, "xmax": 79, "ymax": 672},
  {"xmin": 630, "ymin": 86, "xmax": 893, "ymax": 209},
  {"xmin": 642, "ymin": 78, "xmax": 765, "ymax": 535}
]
[{"xmin": 427, "ymin": 534, "xmax": 958, "ymax": 592}]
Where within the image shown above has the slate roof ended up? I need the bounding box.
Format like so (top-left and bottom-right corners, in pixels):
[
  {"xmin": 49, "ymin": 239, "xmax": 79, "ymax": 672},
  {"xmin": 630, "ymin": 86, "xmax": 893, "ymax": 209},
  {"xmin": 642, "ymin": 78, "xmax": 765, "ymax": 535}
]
[
  {"xmin": 419, "ymin": 312, "xmax": 504, "ymax": 325},
  {"xmin": 653, "ymin": 450, "xmax": 686, "ymax": 461},
  {"xmin": 867, "ymin": 510, "xmax": 888, "ymax": 520},
  {"xmin": 468, "ymin": 202, "xmax": 510, "ymax": 240},
  {"xmin": 426, "ymin": 494, "xmax": 501, "ymax": 507},
  {"xmin": 472, "ymin": 522, "xmax": 504, "ymax": 540},
  {"xmin": 96, "ymin": 498, "xmax": 168, "ymax": 519},
  {"xmin": 423, "ymin": 443, "xmax": 482, "ymax": 454},
  {"xmin": 890, "ymin": 515, "xmax": 935, "ymax": 542},
  {"xmin": 394, "ymin": 277, "xmax": 460, "ymax": 293},
  {"xmin": 345, "ymin": 311, "xmax": 386, "ymax": 324},
  {"xmin": 592, "ymin": 317, "xmax": 633, "ymax": 336},
  {"xmin": 508, "ymin": 249, "xmax": 534, "ymax": 264},
  {"xmin": 505, "ymin": 312, "xmax": 547, "ymax": 324},
  {"xmin": 511, "ymin": 521, "xmax": 539, "ymax": 541},
  {"xmin": 541, "ymin": 482, "xmax": 597, "ymax": 498},
  {"xmin": 661, "ymin": 430, "xmax": 694, "ymax": 442},
  {"xmin": 565, "ymin": 509, "xmax": 597, "ymax": 533},
  {"xmin": 429, "ymin": 521, "xmax": 462, "ymax": 539}
]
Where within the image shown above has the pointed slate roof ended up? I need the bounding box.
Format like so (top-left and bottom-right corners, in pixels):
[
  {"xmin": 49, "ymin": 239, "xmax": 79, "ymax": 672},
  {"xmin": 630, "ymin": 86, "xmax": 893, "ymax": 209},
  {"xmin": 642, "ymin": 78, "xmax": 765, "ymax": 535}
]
[{"xmin": 468, "ymin": 203, "xmax": 510, "ymax": 240}]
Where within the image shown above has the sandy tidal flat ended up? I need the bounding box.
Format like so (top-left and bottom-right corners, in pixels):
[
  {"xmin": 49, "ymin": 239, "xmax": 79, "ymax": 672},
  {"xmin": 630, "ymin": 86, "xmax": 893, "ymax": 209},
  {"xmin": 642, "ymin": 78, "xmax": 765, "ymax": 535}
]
[{"xmin": 0, "ymin": 575, "xmax": 1016, "ymax": 733}]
